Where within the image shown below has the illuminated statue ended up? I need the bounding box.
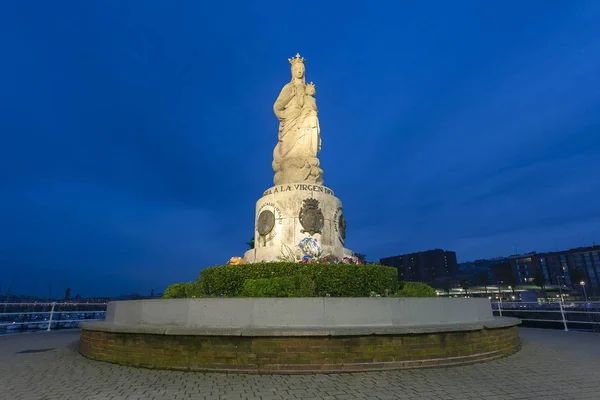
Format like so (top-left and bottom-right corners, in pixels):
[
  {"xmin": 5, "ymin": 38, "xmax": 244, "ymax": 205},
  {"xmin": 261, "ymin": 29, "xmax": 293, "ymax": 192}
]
[{"xmin": 272, "ymin": 54, "xmax": 323, "ymax": 185}]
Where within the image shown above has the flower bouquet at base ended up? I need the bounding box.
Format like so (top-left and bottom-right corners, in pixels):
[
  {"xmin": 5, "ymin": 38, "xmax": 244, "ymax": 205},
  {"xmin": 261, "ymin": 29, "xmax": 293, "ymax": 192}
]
[{"xmin": 278, "ymin": 238, "xmax": 363, "ymax": 264}]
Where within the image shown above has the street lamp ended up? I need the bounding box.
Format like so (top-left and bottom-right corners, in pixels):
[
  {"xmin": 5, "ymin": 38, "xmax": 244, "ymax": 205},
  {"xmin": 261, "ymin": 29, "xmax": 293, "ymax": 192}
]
[
  {"xmin": 496, "ymin": 281, "xmax": 503, "ymax": 317},
  {"xmin": 580, "ymin": 281, "xmax": 589, "ymax": 303},
  {"xmin": 581, "ymin": 281, "xmax": 590, "ymax": 324},
  {"xmin": 557, "ymin": 276, "xmax": 565, "ymax": 304}
]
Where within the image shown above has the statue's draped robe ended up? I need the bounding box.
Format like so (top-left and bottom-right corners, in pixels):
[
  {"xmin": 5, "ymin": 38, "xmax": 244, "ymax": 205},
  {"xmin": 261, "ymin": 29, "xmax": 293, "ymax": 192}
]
[
  {"xmin": 272, "ymin": 80, "xmax": 323, "ymax": 185},
  {"xmin": 273, "ymin": 82, "xmax": 307, "ymax": 164}
]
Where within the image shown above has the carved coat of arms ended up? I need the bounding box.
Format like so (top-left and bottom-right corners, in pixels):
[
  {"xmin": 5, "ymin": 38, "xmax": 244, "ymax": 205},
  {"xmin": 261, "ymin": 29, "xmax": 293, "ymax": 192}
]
[{"xmin": 299, "ymin": 198, "xmax": 324, "ymax": 235}]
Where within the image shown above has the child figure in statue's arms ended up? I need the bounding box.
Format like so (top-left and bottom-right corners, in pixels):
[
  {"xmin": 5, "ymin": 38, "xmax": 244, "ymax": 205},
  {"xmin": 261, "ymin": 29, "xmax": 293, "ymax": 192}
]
[{"xmin": 300, "ymin": 82, "xmax": 321, "ymax": 154}]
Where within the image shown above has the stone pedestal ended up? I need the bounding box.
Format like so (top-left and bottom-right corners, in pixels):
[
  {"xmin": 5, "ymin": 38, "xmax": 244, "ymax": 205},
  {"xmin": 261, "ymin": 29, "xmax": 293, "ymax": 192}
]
[
  {"xmin": 80, "ymin": 298, "xmax": 521, "ymax": 373},
  {"xmin": 244, "ymin": 183, "xmax": 353, "ymax": 262}
]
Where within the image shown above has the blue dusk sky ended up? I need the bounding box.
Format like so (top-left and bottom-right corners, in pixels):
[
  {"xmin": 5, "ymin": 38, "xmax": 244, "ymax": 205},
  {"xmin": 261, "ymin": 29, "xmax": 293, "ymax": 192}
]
[{"xmin": 1, "ymin": 1, "xmax": 599, "ymax": 298}]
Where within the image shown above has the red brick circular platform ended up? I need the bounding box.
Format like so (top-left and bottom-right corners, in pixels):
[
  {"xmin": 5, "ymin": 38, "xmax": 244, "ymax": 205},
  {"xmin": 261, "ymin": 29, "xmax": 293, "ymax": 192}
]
[{"xmin": 79, "ymin": 323, "xmax": 520, "ymax": 373}]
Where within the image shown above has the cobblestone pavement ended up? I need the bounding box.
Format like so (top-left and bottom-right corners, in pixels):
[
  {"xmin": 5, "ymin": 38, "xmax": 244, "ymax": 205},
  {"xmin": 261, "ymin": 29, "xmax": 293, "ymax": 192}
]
[{"xmin": 1, "ymin": 328, "xmax": 599, "ymax": 400}]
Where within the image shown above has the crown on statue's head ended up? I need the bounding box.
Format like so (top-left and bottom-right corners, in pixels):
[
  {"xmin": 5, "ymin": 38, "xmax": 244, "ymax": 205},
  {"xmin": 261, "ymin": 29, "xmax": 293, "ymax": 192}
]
[
  {"xmin": 306, "ymin": 81, "xmax": 315, "ymax": 89},
  {"xmin": 288, "ymin": 53, "xmax": 306, "ymax": 65}
]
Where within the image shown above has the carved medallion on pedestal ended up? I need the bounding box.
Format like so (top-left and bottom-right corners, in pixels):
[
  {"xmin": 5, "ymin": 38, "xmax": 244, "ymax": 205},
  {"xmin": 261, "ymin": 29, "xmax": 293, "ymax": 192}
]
[{"xmin": 257, "ymin": 210, "xmax": 276, "ymax": 236}]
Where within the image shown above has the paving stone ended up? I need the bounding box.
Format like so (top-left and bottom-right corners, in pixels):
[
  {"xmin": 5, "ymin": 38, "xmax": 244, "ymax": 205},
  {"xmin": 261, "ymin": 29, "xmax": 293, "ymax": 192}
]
[{"xmin": 1, "ymin": 328, "xmax": 599, "ymax": 400}]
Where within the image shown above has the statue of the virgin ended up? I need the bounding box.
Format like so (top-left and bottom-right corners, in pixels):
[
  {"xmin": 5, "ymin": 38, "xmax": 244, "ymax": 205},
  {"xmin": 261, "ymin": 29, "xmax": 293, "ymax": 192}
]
[{"xmin": 272, "ymin": 54, "xmax": 323, "ymax": 185}]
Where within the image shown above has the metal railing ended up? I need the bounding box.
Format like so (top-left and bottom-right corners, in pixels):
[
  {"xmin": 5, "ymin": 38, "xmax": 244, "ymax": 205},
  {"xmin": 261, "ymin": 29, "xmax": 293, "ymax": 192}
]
[
  {"xmin": 0, "ymin": 302, "xmax": 107, "ymax": 333},
  {"xmin": 492, "ymin": 301, "xmax": 600, "ymax": 332}
]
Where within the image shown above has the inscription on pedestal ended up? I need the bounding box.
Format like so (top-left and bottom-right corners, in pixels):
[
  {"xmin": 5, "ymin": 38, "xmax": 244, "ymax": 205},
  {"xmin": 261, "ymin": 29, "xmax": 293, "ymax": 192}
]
[
  {"xmin": 333, "ymin": 207, "xmax": 346, "ymax": 245},
  {"xmin": 262, "ymin": 184, "xmax": 334, "ymax": 198},
  {"xmin": 339, "ymin": 214, "xmax": 347, "ymax": 242}
]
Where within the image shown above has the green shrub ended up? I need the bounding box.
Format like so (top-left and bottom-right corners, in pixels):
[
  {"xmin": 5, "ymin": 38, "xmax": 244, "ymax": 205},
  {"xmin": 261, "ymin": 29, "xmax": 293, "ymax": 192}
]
[
  {"xmin": 183, "ymin": 281, "xmax": 204, "ymax": 298},
  {"xmin": 162, "ymin": 283, "xmax": 187, "ymax": 299},
  {"xmin": 197, "ymin": 262, "xmax": 398, "ymax": 297},
  {"xmin": 294, "ymin": 274, "xmax": 318, "ymax": 297},
  {"xmin": 394, "ymin": 281, "xmax": 437, "ymax": 297},
  {"xmin": 162, "ymin": 281, "xmax": 203, "ymax": 299},
  {"xmin": 240, "ymin": 275, "xmax": 316, "ymax": 297}
]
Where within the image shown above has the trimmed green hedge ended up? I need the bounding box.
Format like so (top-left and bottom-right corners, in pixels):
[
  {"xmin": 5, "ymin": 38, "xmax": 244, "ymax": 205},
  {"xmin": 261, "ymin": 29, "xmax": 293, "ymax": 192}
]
[
  {"xmin": 198, "ymin": 262, "xmax": 398, "ymax": 297},
  {"xmin": 162, "ymin": 281, "xmax": 203, "ymax": 299},
  {"xmin": 163, "ymin": 282, "xmax": 186, "ymax": 298},
  {"xmin": 240, "ymin": 275, "xmax": 316, "ymax": 297},
  {"xmin": 163, "ymin": 264, "xmax": 439, "ymax": 298},
  {"xmin": 394, "ymin": 281, "xmax": 437, "ymax": 297}
]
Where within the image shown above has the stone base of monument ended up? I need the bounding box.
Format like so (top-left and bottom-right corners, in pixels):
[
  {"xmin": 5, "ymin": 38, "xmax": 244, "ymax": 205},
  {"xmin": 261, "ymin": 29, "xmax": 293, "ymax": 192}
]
[
  {"xmin": 79, "ymin": 298, "xmax": 521, "ymax": 373},
  {"xmin": 244, "ymin": 184, "xmax": 353, "ymax": 262}
]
